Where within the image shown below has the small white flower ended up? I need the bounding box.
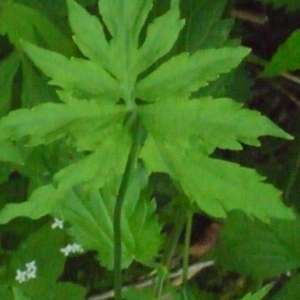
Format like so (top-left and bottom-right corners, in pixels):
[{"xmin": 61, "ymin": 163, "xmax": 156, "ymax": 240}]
[
  {"xmin": 15, "ymin": 261, "xmax": 37, "ymax": 283},
  {"xmin": 25, "ymin": 261, "xmax": 36, "ymax": 272},
  {"xmin": 60, "ymin": 244, "xmax": 72, "ymax": 256},
  {"xmin": 26, "ymin": 270, "xmax": 37, "ymax": 279},
  {"xmin": 51, "ymin": 218, "xmax": 64, "ymax": 229},
  {"xmin": 25, "ymin": 261, "xmax": 37, "ymax": 279},
  {"xmin": 71, "ymin": 243, "xmax": 84, "ymax": 253},
  {"xmin": 60, "ymin": 243, "xmax": 84, "ymax": 256},
  {"xmin": 15, "ymin": 270, "xmax": 27, "ymax": 283}
]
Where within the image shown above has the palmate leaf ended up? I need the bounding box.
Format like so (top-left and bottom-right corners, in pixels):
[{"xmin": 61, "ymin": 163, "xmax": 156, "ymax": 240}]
[
  {"xmin": 22, "ymin": 42, "xmax": 120, "ymax": 101},
  {"xmin": 138, "ymin": 97, "xmax": 291, "ymax": 150},
  {"xmin": 0, "ymin": 99, "xmax": 127, "ymax": 150},
  {"xmin": 55, "ymin": 170, "xmax": 162, "ymax": 269},
  {"xmin": 66, "ymin": 0, "xmax": 183, "ymax": 91},
  {"xmin": 140, "ymin": 139, "xmax": 294, "ymax": 220},
  {"xmin": 135, "ymin": 47, "xmax": 250, "ymax": 101},
  {"xmin": 216, "ymin": 211, "xmax": 300, "ymax": 279},
  {"xmin": 262, "ymin": 29, "xmax": 300, "ymax": 77}
]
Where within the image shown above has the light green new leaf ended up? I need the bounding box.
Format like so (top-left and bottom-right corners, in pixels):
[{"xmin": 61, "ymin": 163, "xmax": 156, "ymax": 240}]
[
  {"xmin": 216, "ymin": 211, "xmax": 300, "ymax": 279},
  {"xmin": 0, "ymin": 52, "xmax": 19, "ymax": 117},
  {"xmin": 141, "ymin": 141, "xmax": 295, "ymax": 220},
  {"xmin": 54, "ymin": 126, "xmax": 130, "ymax": 190},
  {"xmin": 0, "ymin": 100, "xmax": 126, "ymax": 149},
  {"xmin": 0, "ymin": 185, "xmax": 59, "ymax": 224},
  {"xmin": 56, "ymin": 174, "xmax": 162, "ymax": 269},
  {"xmin": 67, "ymin": 0, "xmax": 111, "ymax": 71},
  {"xmin": 138, "ymin": 97, "xmax": 291, "ymax": 150},
  {"xmin": 136, "ymin": 46, "xmax": 250, "ymax": 101},
  {"xmin": 22, "ymin": 42, "xmax": 120, "ymax": 101},
  {"xmin": 239, "ymin": 284, "xmax": 272, "ymax": 300},
  {"xmin": 262, "ymin": 29, "xmax": 300, "ymax": 77},
  {"xmin": 137, "ymin": 5, "xmax": 185, "ymax": 73}
]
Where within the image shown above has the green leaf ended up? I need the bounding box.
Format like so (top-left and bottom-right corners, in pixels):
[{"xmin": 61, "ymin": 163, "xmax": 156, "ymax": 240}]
[
  {"xmin": 179, "ymin": 0, "xmax": 233, "ymax": 51},
  {"xmin": 0, "ymin": 285, "xmax": 13, "ymax": 300},
  {"xmin": 12, "ymin": 287, "xmax": 31, "ymax": 300},
  {"xmin": 56, "ymin": 170, "xmax": 162, "ymax": 269},
  {"xmin": 123, "ymin": 286, "xmax": 155, "ymax": 300},
  {"xmin": 54, "ymin": 126, "xmax": 130, "ymax": 190},
  {"xmin": 0, "ymin": 100, "xmax": 127, "ymax": 150},
  {"xmin": 262, "ymin": 29, "xmax": 300, "ymax": 77},
  {"xmin": 239, "ymin": 284, "xmax": 273, "ymax": 300},
  {"xmin": 98, "ymin": 0, "xmax": 152, "ymax": 45},
  {"xmin": 54, "ymin": 283, "xmax": 86, "ymax": 300},
  {"xmin": 21, "ymin": 59, "xmax": 59, "ymax": 107},
  {"xmin": 273, "ymin": 273, "xmax": 300, "ymax": 300},
  {"xmin": 137, "ymin": 3, "xmax": 185, "ymax": 73},
  {"xmin": 11, "ymin": 224, "xmax": 66, "ymax": 300},
  {"xmin": 0, "ymin": 141, "xmax": 23, "ymax": 165},
  {"xmin": 97, "ymin": 0, "xmax": 153, "ymax": 83},
  {"xmin": 0, "ymin": 52, "xmax": 19, "ymax": 117},
  {"xmin": 138, "ymin": 97, "xmax": 292, "ymax": 151},
  {"xmin": 141, "ymin": 141, "xmax": 295, "ymax": 220},
  {"xmin": 22, "ymin": 42, "xmax": 120, "ymax": 101},
  {"xmin": 135, "ymin": 46, "xmax": 250, "ymax": 101},
  {"xmin": 66, "ymin": 0, "xmax": 112, "ymax": 71},
  {"xmin": 0, "ymin": 2, "xmax": 73, "ymax": 55},
  {"xmin": 0, "ymin": 185, "xmax": 59, "ymax": 224},
  {"xmin": 197, "ymin": 65, "xmax": 253, "ymax": 103},
  {"xmin": 216, "ymin": 211, "xmax": 300, "ymax": 279}
]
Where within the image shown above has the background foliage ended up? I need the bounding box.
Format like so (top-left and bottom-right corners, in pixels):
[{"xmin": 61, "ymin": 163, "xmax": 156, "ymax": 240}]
[{"xmin": 0, "ymin": 0, "xmax": 300, "ymax": 299}]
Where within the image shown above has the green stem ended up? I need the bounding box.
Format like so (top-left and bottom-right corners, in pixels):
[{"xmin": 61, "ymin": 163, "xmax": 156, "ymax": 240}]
[
  {"xmin": 114, "ymin": 117, "xmax": 145, "ymax": 300},
  {"xmin": 182, "ymin": 211, "xmax": 193, "ymax": 286},
  {"xmin": 154, "ymin": 214, "xmax": 185, "ymax": 298}
]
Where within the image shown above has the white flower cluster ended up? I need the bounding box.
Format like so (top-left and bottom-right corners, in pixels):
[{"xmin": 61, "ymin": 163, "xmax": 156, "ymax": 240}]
[
  {"xmin": 15, "ymin": 261, "xmax": 37, "ymax": 283},
  {"xmin": 51, "ymin": 218, "xmax": 64, "ymax": 229},
  {"xmin": 60, "ymin": 243, "xmax": 84, "ymax": 256}
]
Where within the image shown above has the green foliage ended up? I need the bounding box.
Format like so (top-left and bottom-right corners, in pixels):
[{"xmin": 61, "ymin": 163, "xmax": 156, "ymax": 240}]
[
  {"xmin": 262, "ymin": 29, "xmax": 300, "ymax": 77},
  {"xmin": 53, "ymin": 169, "xmax": 162, "ymax": 270},
  {"xmin": 258, "ymin": 0, "xmax": 300, "ymax": 11},
  {"xmin": 240, "ymin": 284, "xmax": 273, "ymax": 300},
  {"xmin": 216, "ymin": 211, "xmax": 300, "ymax": 279},
  {"xmin": 0, "ymin": 0, "xmax": 297, "ymax": 299},
  {"xmin": 273, "ymin": 273, "xmax": 300, "ymax": 300}
]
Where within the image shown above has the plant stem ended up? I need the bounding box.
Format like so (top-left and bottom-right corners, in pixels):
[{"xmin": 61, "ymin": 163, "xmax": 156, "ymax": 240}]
[
  {"xmin": 154, "ymin": 214, "xmax": 185, "ymax": 298},
  {"xmin": 182, "ymin": 211, "xmax": 193, "ymax": 286},
  {"xmin": 114, "ymin": 116, "xmax": 145, "ymax": 300}
]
